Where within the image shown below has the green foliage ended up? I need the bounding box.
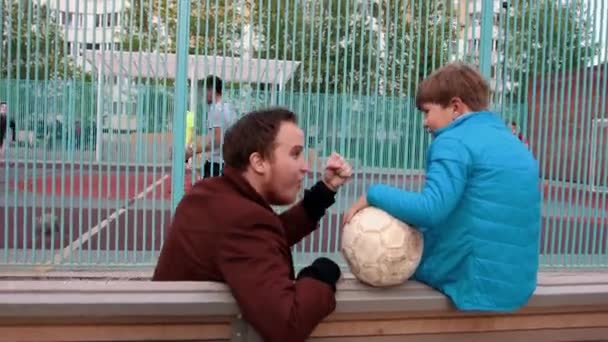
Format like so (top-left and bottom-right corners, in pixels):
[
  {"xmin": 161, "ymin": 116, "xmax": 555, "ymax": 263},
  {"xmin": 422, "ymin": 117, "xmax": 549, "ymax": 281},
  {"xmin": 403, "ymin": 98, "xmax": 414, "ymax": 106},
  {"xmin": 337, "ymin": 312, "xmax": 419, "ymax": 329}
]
[
  {"xmin": 121, "ymin": 0, "xmax": 240, "ymax": 55},
  {"xmin": 0, "ymin": 0, "xmax": 80, "ymax": 80},
  {"xmin": 120, "ymin": 0, "xmax": 177, "ymax": 52},
  {"xmin": 256, "ymin": 0, "xmax": 457, "ymax": 95},
  {"xmin": 508, "ymin": 0, "xmax": 599, "ymax": 73},
  {"xmin": 117, "ymin": 0, "xmax": 601, "ymax": 98},
  {"xmin": 503, "ymin": 0, "xmax": 600, "ymax": 94}
]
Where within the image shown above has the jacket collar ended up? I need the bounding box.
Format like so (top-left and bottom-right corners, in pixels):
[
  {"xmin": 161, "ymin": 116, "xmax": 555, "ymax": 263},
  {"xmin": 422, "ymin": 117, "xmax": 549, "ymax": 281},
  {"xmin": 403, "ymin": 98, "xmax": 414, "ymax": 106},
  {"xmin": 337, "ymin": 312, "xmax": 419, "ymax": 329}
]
[
  {"xmin": 432, "ymin": 110, "xmax": 496, "ymax": 137},
  {"xmin": 222, "ymin": 166, "xmax": 273, "ymax": 212}
]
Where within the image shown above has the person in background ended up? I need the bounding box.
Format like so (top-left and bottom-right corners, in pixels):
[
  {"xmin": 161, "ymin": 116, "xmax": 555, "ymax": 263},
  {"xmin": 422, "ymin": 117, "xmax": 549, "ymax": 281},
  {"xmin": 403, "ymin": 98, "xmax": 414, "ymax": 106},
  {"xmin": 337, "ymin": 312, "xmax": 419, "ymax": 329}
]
[
  {"xmin": 510, "ymin": 120, "xmax": 529, "ymax": 147},
  {"xmin": 0, "ymin": 101, "xmax": 15, "ymax": 157},
  {"xmin": 185, "ymin": 75, "xmax": 237, "ymax": 178},
  {"xmin": 344, "ymin": 62, "xmax": 541, "ymax": 312},
  {"xmin": 184, "ymin": 108, "xmax": 197, "ymax": 177},
  {"xmin": 154, "ymin": 108, "xmax": 353, "ymax": 342}
]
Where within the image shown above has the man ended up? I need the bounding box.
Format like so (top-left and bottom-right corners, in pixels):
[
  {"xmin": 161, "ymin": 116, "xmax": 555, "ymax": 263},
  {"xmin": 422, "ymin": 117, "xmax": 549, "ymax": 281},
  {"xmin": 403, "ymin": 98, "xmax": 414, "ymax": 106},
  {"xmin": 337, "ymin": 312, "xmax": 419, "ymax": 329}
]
[
  {"xmin": 154, "ymin": 107, "xmax": 352, "ymax": 342},
  {"xmin": 0, "ymin": 101, "xmax": 14, "ymax": 157},
  {"xmin": 185, "ymin": 75, "xmax": 236, "ymax": 178},
  {"xmin": 0, "ymin": 102, "xmax": 6, "ymax": 154}
]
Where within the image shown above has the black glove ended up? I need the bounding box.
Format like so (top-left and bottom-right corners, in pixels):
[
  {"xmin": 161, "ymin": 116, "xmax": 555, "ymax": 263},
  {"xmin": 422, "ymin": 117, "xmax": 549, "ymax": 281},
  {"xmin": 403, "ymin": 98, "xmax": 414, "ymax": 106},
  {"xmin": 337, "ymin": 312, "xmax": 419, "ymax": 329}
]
[
  {"xmin": 296, "ymin": 257, "xmax": 341, "ymax": 292},
  {"xmin": 301, "ymin": 181, "xmax": 336, "ymax": 221}
]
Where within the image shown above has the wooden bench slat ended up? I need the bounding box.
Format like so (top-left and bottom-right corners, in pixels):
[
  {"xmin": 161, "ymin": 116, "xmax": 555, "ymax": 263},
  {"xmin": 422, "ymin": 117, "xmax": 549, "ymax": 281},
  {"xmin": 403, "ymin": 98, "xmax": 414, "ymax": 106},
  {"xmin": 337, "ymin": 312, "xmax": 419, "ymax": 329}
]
[
  {"xmin": 1, "ymin": 271, "xmax": 608, "ymax": 341},
  {"xmin": 1, "ymin": 272, "xmax": 608, "ymax": 319}
]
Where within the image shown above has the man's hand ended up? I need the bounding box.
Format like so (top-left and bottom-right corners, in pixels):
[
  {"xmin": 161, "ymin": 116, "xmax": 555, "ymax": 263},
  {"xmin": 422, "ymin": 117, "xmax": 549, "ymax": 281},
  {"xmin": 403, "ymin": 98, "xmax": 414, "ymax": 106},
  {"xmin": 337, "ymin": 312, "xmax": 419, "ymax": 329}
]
[
  {"xmin": 342, "ymin": 195, "xmax": 369, "ymax": 227},
  {"xmin": 297, "ymin": 257, "xmax": 342, "ymax": 292},
  {"xmin": 322, "ymin": 153, "xmax": 352, "ymax": 192}
]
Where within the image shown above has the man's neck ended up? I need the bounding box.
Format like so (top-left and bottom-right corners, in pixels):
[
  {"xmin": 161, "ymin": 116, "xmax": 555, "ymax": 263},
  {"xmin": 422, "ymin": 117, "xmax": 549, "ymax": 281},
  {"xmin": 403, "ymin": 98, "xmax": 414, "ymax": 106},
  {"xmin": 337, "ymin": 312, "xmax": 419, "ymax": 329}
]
[{"xmin": 241, "ymin": 170, "xmax": 269, "ymax": 203}]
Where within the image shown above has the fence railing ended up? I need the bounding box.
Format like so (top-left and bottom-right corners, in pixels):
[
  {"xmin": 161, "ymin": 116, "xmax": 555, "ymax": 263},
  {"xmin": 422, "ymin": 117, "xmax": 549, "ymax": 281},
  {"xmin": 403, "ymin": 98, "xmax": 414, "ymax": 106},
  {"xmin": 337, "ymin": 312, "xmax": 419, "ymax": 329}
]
[{"xmin": 0, "ymin": 0, "xmax": 607, "ymax": 269}]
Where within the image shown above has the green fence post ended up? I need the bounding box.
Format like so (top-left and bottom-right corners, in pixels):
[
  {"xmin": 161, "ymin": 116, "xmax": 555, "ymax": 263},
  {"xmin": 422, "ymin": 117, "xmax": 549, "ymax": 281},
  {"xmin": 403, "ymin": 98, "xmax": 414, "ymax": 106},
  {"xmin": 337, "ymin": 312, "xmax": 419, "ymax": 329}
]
[
  {"xmin": 171, "ymin": 0, "xmax": 191, "ymax": 212},
  {"xmin": 479, "ymin": 0, "xmax": 495, "ymax": 80}
]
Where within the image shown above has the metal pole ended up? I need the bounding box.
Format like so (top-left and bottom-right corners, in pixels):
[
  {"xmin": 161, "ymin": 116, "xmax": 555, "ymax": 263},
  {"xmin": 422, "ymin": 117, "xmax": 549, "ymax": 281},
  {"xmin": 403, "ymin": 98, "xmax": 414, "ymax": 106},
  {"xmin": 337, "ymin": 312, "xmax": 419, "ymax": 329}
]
[
  {"xmin": 501, "ymin": 1, "xmax": 509, "ymax": 113},
  {"xmin": 479, "ymin": 0, "xmax": 494, "ymax": 80},
  {"xmin": 95, "ymin": 65, "xmax": 103, "ymax": 162},
  {"xmin": 171, "ymin": 0, "xmax": 191, "ymax": 212}
]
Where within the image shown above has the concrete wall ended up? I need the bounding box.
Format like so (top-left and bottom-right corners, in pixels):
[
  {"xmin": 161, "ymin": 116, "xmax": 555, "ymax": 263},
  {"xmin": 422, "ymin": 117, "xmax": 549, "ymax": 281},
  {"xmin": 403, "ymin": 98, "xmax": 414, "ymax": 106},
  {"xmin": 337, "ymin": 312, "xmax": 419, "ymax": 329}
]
[{"xmin": 1, "ymin": 271, "xmax": 608, "ymax": 341}]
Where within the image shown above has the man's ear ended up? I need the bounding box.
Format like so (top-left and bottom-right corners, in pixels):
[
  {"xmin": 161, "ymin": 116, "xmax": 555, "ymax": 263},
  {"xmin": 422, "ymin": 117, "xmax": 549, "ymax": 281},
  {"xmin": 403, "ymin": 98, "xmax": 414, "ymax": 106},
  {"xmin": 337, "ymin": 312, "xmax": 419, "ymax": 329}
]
[{"xmin": 249, "ymin": 152, "xmax": 266, "ymax": 174}]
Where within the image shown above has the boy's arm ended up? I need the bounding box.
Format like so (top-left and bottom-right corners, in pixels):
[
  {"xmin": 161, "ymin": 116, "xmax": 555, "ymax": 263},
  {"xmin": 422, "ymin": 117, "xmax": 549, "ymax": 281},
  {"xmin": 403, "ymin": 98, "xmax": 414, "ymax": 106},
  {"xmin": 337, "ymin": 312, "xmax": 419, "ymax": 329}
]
[{"xmin": 366, "ymin": 137, "xmax": 470, "ymax": 229}]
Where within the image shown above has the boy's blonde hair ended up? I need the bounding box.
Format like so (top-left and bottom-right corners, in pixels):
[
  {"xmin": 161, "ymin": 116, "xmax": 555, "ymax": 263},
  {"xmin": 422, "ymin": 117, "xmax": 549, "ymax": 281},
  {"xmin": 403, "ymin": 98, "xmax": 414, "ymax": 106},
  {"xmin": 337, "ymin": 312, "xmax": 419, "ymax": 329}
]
[{"xmin": 415, "ymin": 62, "xmax": 490, "ymax": 112}]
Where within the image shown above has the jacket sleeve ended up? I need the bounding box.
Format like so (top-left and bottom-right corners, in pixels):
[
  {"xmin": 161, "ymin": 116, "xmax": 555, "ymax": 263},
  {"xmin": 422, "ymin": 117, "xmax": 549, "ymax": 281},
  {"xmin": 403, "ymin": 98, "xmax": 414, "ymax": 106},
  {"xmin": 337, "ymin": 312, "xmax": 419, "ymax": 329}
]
[
  {"xmin": 279, "ymin": 181, "xmax": 337, "ymax": 246},
  {"xmin": 366, "ymin": 137, "xmax": 470, "ymax": 230},
  {"xmin": 217, "ymin": 222, "xmax": 336, "ymax": 342}
]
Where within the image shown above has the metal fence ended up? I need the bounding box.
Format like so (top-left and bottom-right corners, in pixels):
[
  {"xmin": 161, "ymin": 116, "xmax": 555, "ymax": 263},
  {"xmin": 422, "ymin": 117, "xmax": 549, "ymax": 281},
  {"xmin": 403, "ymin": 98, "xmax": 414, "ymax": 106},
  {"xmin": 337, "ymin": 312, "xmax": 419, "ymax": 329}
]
[{"xmin": 0, "ymin": 0, "xmax": 606, "ymax": 269}]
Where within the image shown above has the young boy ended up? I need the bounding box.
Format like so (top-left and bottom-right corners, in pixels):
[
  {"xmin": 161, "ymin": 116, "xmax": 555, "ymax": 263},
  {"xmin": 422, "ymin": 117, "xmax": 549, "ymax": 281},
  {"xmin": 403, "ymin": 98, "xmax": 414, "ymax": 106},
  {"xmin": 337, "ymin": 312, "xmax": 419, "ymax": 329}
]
[{"xmin": 344, "ymin": 62, "xmax": 541, "ymax": 312}]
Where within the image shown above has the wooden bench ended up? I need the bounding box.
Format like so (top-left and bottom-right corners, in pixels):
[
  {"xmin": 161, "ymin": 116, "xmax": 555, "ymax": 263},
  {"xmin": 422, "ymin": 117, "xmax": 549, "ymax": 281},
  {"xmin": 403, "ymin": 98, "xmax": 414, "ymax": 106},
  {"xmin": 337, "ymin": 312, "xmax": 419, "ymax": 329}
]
[{"xmin": 1, "ymin": 271, "xmax": 607, "ymax": 341}]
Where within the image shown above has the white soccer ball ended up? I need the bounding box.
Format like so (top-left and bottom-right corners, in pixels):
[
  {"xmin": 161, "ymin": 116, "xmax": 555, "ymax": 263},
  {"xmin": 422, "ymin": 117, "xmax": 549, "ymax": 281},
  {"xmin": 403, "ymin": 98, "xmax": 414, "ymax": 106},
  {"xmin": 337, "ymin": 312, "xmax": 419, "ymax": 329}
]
[{"xmin": 341, "ymin": 206, "xmax": 423, "ymax": 287}]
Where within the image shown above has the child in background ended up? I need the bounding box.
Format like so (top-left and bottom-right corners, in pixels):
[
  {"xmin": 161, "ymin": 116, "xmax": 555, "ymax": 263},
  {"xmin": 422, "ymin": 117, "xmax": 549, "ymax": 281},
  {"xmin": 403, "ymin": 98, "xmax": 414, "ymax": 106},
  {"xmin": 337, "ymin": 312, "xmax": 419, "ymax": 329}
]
[
  {"xmin": 344, "ymin": 62, "xmax": 542, "ymax": 312},
  {"xmin": 510, "ymin": 120, "xmax": 530, "ymax": 147}
]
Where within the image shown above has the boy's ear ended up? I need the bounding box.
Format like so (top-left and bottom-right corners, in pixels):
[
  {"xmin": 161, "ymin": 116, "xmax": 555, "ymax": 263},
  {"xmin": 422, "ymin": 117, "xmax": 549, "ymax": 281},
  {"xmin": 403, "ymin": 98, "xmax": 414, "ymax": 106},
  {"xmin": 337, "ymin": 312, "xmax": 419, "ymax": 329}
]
[
  {"xmin": 450, "ymin": 96, "xmax": 462, "ymax": 107},
  {"xmin": 450, "ymin": 96, "xmax": 469, "ymax": 114}
]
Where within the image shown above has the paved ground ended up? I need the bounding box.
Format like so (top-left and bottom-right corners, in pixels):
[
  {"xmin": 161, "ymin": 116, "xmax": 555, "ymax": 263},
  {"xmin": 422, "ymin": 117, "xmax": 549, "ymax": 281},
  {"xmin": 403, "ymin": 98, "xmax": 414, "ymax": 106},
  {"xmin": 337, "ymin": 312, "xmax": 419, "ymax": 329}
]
[{"xmin": 1, "ymin": 160, "xmax": 607, "ymax": 266}]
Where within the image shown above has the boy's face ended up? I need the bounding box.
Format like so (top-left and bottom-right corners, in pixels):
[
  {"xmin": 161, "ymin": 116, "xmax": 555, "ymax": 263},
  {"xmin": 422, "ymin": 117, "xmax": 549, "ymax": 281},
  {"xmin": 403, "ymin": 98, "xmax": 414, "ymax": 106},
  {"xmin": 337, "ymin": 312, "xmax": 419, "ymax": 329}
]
[{"xmin": 420, "ymin": 102, "xmax": 455, "ymax": 133}]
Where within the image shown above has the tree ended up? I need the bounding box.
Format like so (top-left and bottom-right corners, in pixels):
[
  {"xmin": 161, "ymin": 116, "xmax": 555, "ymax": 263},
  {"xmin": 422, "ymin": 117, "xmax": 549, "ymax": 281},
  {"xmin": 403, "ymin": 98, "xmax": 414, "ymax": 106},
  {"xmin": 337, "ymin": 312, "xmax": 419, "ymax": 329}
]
[
  {"xmin": 119, "ymin": 0, "xmax": 251, "ymax": 91},
  {"xmin": 256, "ymin": 0, "xmax": 457, "ymax": 96},
  {"xmin": 118, "ymin": 0, "xmax": 601, "ymax": 101},
  {"xmin": 119, "ymin": 0, "xmax": 457, "ymax": 96},
  {"xmin": 120, "ymin": 0, "xmax": 250, "ymax": 56},
  {"xmin": 119, "ymin": 0, "xmax": 176, "ymax": 53},
  {"xmin": 0, "ymin": 0, "xmax": 78, "ymax": 80},
  {"xmin": 501, "ymin": 0, "xmax": 601, "ymax": 98}
]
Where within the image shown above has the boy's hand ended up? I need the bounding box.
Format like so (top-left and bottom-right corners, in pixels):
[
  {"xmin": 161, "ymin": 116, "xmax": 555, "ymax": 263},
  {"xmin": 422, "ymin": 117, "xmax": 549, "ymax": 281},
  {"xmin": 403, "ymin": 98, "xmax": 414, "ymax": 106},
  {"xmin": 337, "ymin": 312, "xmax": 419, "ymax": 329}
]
[
  {"xmin": 322, "ymin": 153, "xmax": 352, "ymax": 191},
  {"xmin": 343, "ymin": 195, "xmax": 369, "ymax": 226}
]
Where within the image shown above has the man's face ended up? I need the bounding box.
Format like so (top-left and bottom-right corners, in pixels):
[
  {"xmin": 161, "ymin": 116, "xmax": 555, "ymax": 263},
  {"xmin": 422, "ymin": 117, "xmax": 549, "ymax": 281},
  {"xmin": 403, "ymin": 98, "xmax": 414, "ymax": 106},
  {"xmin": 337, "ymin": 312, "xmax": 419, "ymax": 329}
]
[
  {"xmin": 0, "ymin": 103, "xmax": 6, "ymax": 114},
  {"xmin": 206, "ymin": 89, "xmax": 214, "ymax": 105},
  {"xmin": 421, "ymin": 102, "xmax": 455, "ymax": 133},
  {"xmin": 260, "ymin": 122, "xmax": 309, "ymax": 205}
]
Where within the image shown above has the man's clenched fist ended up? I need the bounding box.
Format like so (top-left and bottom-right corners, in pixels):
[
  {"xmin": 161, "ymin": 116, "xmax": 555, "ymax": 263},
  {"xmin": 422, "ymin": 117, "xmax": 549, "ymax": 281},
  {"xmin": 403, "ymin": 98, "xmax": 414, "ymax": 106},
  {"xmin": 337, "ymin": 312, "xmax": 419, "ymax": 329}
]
[{"xmin": 322, "ymin": 152, "xmax": 353, "ymax": 191}]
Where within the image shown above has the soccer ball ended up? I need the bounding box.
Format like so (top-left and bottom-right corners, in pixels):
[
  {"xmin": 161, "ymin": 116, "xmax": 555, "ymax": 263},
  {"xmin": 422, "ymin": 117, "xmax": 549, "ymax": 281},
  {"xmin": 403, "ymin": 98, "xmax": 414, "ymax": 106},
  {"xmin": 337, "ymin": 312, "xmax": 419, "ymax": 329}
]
[
  {"xmin": 341, "ymin": 206, "xmax": 423, "ymax": 287},
  {"xmin": 37, "ymin": 212, "xmax": 60, "ymax": 235}
]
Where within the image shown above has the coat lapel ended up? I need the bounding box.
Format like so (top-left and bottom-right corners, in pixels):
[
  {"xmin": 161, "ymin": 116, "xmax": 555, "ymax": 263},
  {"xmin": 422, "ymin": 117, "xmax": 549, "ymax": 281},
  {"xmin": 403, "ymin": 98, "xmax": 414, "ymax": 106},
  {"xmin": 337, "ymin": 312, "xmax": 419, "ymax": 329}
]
[{"xmin": 222, "ymin": 166, "xmax": 297, "ymax": 279}]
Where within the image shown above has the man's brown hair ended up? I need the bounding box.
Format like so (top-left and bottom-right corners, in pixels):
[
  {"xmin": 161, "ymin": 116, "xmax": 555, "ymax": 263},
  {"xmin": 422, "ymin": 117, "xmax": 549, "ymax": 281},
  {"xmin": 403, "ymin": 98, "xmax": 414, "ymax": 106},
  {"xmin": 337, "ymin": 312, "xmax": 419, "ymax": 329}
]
[
  {"xmin": 415, "ymin": 62, "xmax": 490, "ymax": 112},
  {"xmin": 200, "ymin": 75, "xmax": 222, "ymax": 95},
  {"xmin": 223, "ymin": 107, "xmax": 297, "ymax": 171}
]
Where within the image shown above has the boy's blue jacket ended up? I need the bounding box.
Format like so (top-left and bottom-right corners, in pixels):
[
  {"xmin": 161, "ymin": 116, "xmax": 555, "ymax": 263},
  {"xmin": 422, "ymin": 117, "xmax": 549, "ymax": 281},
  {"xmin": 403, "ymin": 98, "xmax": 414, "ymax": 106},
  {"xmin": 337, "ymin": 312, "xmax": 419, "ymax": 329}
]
[{"xmin": 367, "ymin": 111, "xmax": 541, "ymax": 312}]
